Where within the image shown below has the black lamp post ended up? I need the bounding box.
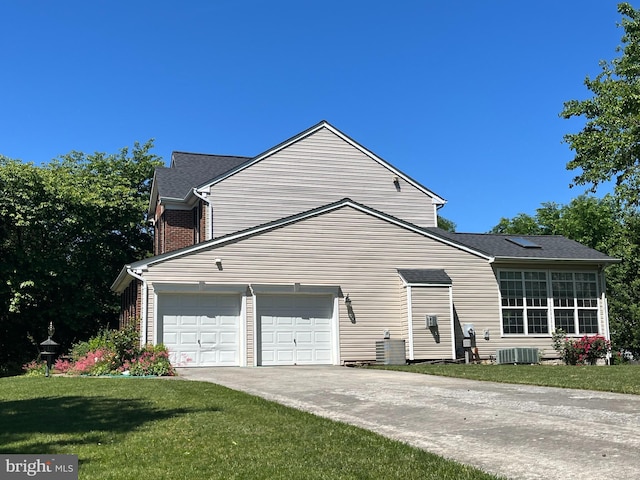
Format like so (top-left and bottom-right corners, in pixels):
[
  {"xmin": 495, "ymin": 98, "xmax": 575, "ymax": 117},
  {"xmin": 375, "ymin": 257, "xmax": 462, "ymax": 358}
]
[{"xmin": 40, "ymin": 322, "xmax": 59, "ymax": 378}]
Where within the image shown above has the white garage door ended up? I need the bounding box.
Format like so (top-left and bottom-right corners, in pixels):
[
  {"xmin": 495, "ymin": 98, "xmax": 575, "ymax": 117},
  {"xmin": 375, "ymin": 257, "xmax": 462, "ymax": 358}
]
[
  {"xmin": 159, "ymin": 293, "xmax": 241, "ymax": 367},
  {"xmin": 258, "ymin": 294, "xmax": 334, "ymax": 366}
]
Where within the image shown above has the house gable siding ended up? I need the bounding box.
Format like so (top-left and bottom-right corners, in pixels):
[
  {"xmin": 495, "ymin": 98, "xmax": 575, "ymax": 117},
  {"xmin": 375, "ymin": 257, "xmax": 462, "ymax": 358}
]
[
  {"xmin": 208, "ymin": 127, "xmax": 438, "ymax": 238},
  {"xmin": 140, "ymin": 205, "xmax": 499, "ymax": 363}
]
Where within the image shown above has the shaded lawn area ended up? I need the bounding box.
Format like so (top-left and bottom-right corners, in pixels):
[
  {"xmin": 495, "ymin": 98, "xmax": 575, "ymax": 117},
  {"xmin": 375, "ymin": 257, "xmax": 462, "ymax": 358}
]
[
  {"xmin": 373, "ymin": 364, "xmax": 640, "ymax": 395},
  {"xmin": 0, "ymin": 377, "xmax": 502, "ymax": 480}
]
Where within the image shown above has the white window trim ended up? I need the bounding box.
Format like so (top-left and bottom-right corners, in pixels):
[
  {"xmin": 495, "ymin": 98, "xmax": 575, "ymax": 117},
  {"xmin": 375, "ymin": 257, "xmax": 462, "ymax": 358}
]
[{"xmin": 498, "ymin": 269, "xmax": 601, "ymax": 337}]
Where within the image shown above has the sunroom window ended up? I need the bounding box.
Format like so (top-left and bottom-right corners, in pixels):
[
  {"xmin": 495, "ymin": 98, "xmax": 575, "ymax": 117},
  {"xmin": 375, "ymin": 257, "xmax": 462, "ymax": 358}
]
[{"xmin": 499, "ymin": 270, "xmax": 599, "ymax": 336}]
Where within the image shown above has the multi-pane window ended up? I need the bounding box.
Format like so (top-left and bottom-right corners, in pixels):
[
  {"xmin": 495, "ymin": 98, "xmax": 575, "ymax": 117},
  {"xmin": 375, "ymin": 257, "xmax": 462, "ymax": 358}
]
[{"xmin": 499, "ymin": 270, "xmax": 599, "ymax": 335}]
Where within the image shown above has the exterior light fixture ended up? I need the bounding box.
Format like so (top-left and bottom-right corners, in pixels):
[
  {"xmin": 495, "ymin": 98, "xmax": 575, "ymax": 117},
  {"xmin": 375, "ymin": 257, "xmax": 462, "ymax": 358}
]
[
  {"xmin": 215, "ymin": 258, "xmax": 223, "ymax": 271},
  {"xmin": 39, "ymin": 321, "xmax": 59, "ymax": 378},
  {"xmin": 345, "ymin": 295, "xmax": 356, "ymax": 323}
]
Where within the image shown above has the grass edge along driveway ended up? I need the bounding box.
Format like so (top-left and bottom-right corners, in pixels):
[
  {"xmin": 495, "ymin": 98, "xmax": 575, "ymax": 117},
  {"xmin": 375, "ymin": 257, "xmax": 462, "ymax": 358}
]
[
  {"xmin": 373, "ymin": 364, "xmax": 640, "ymax": 395},
  {"xmin": 0, "ymin": 376, "xmax": 503, "ymax": 480}
]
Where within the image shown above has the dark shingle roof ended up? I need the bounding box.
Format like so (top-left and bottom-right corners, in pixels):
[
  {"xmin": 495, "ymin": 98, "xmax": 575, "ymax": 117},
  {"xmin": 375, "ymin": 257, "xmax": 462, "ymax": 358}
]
[
  {"xmin": 157, "ymin": 152, "xmax": 251, "ymax": 199},
  {"xmin": 398, "ymin": 269, "xmax": 452, "ymax": 284},
  {"xmin": 426, "ymin": 228, "xmax": 617, "ymax": 262}
]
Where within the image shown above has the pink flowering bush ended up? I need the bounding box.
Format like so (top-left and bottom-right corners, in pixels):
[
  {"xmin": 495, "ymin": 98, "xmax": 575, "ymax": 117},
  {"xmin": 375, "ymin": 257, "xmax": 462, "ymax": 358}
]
[
  {"xmin": 53, "ymin": 358, "xmax": 73, "ymax": 374},
  {"xmin": 22, "ymin": 360, "xmax": 47, "ymax": 376},
  {"xmin": 552, "ymin": 329, "xmax": 611, "ymax": 365},
  {"xmin": 120, "ymin": 345, "xmax": 174, "ymax": 377},
  {"xmin": 32, "ymin": 323, "xmax": 177, "ymax": 377},
  {"xmin": 68, "ymin": 348, "xmax": 118, "ymax": 375}
]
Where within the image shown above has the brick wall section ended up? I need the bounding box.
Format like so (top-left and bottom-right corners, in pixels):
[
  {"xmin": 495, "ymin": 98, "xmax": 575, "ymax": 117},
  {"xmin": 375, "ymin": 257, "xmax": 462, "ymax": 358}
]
[
  {"xmin": 152, "ymin": 202, "xmax": 205, "ymax": 255},
  {"xmin": 120, "ymin": 279, "xmax": 141, "ymax": 332},
  {"xmin": 163, "ymin": 208, "xmax": 197, "ymax": 253}
]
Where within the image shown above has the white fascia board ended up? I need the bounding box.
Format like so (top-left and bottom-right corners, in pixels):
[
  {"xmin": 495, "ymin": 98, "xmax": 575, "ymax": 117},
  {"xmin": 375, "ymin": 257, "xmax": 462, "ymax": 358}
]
[
  {"xmin": 147, "ymin": 171, "xmax": 160, "ymax": 217},
  {"xmin": 402, "ymin": 282, "xmax": 452, "ymax": 287}
]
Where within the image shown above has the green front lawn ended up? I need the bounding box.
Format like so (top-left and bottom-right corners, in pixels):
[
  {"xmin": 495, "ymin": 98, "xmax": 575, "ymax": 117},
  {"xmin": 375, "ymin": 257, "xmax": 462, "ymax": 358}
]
[
  {"xmin": 0, "ymin": 377, "xmax": 501, "ymax": 480},
  {"xmin": 374, "ymin": 364, "xmax": 640, "ymax": 394}
]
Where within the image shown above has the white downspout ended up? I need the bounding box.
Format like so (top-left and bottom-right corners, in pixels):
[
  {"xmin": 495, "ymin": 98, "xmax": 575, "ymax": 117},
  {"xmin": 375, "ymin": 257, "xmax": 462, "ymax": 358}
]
[
  {"xmin": 193, "ymin": 188, "xmax": 213, "ymax": 240},
  {"xmin": 127, "ymin": 268, "xmax": 148, "ymax": 349}
]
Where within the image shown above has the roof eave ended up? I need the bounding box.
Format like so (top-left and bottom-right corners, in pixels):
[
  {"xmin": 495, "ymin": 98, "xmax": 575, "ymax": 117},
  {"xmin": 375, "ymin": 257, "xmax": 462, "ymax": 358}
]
[{"xmin": 491, "ymin": 256, "xmax": 621, "ymax": 265}]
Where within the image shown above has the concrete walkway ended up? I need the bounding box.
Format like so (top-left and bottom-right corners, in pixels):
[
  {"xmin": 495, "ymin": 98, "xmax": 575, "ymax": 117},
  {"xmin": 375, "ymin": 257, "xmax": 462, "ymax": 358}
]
[{"xmin": 177, "ymin": 366, "xmax": 640, "ymax": 480}]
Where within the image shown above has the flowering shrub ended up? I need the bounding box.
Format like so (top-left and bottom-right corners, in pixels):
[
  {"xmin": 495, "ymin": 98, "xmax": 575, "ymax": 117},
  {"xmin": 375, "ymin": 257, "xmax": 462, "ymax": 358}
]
[
  {"xmin": 69, "ymin": 348, "xmax": 118, "ymax": 376},
  {"xmin": 120, "ymin": 345, "xmax": 174, "ymax": 377},
  {"xmin": 54, "ymin": 358, "xmax": 73, "ymax": 374},
  {"xmin": 24, "ymin": 324, "xmax": 176, "ymax": 377},
  {"xmin": 23, "ymin": 360, "xmax": 47, "ymax": 376},
  {"xmin": 552, "ymin": 329, "xmax": 611, "ymax": 365}
]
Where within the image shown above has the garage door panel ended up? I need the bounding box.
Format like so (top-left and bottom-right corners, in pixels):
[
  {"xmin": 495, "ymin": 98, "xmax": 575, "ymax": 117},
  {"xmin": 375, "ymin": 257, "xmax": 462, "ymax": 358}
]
[
  {"xmin": 276, "ymin": 350, "xmax": 294, "ymax": 362},
  {"xmin": 315, "ymin": 349, "xmax": 332, "ymax": 362},
  {"xmin": 180, "ymin": 332, "xmax": 198, "ymax": 345},
  {"xmin": 200, "ymin": 332, "xmax": 218, "ymax": 344},
  {"xmin": 296, "ymin": 331, "xmax": 312, "ymax": 344},
  {"xmin": 219, "ymin": 332, "xmax": 237, "ymax": 344},
  {"xmin": 276, "ymin": 331, "xmax": 293, "ymax": 343},
  {"xmin": 159, "ymin": 293, "xmax": 241, "ymax": 367},
  {"xmin": 259, "ymin": 294, "xmax": 334, "ymax": 366},
  {"xmin": 314, "ymin": 331, "xmax": 331, "ymax": 342}
]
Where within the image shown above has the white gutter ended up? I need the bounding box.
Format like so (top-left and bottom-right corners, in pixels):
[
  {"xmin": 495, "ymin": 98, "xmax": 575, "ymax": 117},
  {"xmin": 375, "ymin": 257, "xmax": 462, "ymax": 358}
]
[
  {"xmin": 127, "ymin": 268, "xmax": 148, "ymax": 349},
  {"xmin": 192, "ymin": 188, "xmax": 213, "ymax": 241}
]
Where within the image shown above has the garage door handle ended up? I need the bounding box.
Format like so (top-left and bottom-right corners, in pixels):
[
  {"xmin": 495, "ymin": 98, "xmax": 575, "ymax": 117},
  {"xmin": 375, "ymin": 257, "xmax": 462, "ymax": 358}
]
[
  {"xmin": 198, "ymin": 339, "xmax": 201, "ymax": 347},
  {"xmin": 293, "ymin": 338, "xmax": 297, "ymax": 346}
]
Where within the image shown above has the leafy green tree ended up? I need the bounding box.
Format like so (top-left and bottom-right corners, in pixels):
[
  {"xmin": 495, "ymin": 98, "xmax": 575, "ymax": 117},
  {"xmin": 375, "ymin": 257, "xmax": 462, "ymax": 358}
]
[
  {"xmin": 490, "ymin": 195, "xmax": 640, "ymax": 358},
  {"xmin": 0, "ymin": 141, "xmax": 162, "ymax": 374},
  {"xmin": 560, "ymin": 3, "xmax": 640, "ymax": 208},
  {"xmin": 490, "ymin": 213, "xmax": 544, "ymax": 235},
  {"xmin": 437, "ymin": 215, "xmax": 456, "ymax": 232}
]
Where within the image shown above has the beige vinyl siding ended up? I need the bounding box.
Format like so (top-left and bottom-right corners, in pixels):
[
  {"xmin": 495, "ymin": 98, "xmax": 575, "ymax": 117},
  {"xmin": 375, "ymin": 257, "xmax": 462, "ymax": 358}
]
[
  {"xmin": 411, "ymin": 286, "xmax": 454, "ymax": 360},
  {"xmin": 141, "ymin": 205, "xmax": 498, "ymax": 363},
  {"xmin": 209, "ymin": 127, "xmax": 437, "ymax": 238}
]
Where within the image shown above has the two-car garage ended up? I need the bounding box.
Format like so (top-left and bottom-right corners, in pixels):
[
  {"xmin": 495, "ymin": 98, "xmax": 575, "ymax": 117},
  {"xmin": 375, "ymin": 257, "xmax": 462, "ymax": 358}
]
[{"xmin": 156, "ymin": 289, "xmax": 336, "ymax": 367}]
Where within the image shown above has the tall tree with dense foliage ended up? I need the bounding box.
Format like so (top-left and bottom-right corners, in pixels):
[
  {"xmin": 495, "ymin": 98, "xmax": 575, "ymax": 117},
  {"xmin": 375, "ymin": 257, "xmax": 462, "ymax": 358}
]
[
  {"xmin": 557, "ymin": 2, "xmax": 640, "ymax": 358},
  {"xmin": 0, "ymin": 141, "xmax": 162, "ymax": 374},
  {"xmin": 491, "ymin": 195, "xmax": 640, "ymax": 358},
  {"xmin": 560, "ymin": 3, "xmax": 640, "ymax": 208}
]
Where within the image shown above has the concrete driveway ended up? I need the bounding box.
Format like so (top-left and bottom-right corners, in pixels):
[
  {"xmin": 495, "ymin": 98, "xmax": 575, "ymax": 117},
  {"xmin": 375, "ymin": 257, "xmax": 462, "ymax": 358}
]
[{"xmin": 177, "ymin": 366, "xmax": 640, "ymax": 480}]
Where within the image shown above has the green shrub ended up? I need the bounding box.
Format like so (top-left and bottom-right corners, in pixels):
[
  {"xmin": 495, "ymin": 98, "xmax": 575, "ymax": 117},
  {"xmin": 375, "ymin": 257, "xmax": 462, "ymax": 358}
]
[{"xmin": 122, "ymin": 344, "xmax": 174, "ymax": 376}]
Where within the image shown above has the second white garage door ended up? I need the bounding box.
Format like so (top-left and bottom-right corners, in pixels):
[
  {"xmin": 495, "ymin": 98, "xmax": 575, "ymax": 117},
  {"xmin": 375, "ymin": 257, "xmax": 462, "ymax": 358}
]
[
  {"xmin": 158, "ymin": 293, "xmax": 241, "ymax": 367},
  {"xmin": 258, "ymin": 294, "xmax": 334, "ymax": 366}
]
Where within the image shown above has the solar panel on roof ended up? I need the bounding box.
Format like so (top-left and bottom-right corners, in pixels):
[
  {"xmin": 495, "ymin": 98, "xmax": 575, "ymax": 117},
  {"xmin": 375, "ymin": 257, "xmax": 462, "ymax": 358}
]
[{"xmin": 506, "ymin": 237, "xmax": 541, "ymax": 248}]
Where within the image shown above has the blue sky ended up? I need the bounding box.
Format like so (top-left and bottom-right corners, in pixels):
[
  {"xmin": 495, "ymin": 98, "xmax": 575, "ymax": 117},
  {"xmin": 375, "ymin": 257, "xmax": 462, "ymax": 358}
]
[{"xmin": 0, "ymin": 1, "xmax": 625, "ymax": 232}]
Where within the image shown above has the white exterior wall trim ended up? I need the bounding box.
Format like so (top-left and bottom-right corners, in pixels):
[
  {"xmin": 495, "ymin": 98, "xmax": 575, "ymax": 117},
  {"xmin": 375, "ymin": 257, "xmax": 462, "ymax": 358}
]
[
  {"xmin": 332, "ymin": 296, "xmax": 340, "ymax": 365},
  {"xmin": 449, "ymin": 285, "xmax": 456, "ymax": 360},
  {"xmin": 192, "ymin": 188, "xmax": 213, "ymax": 241},
  {"xmin": 406, "ymin": 285, "xmax": 415, "ymax": 361},
  {"xmin": 127, "ymin": 268, "xmax": 147, "ymax": 349}
]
